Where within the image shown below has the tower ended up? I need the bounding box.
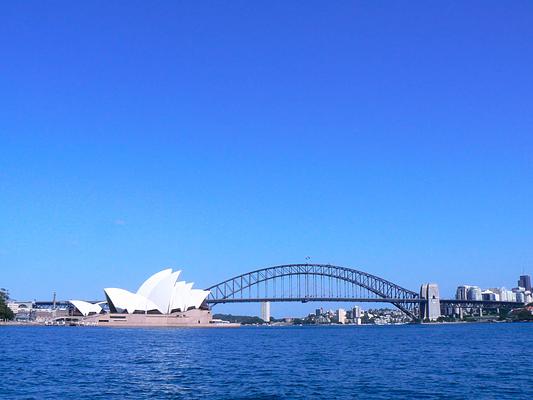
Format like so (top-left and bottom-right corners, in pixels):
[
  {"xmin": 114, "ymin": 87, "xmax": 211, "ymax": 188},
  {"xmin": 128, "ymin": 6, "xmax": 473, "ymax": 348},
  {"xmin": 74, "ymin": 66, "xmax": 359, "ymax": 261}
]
[
  {"xmin": 518, "ymin": 275, "xmax": 531, "ymax": 291},
  {"xmin": 261, "ymin": 301, "xmax": 271, "ymax": 323},
  {"xmin": 420, "ymin": 283, "xmax": 441, "ymax": 321}
]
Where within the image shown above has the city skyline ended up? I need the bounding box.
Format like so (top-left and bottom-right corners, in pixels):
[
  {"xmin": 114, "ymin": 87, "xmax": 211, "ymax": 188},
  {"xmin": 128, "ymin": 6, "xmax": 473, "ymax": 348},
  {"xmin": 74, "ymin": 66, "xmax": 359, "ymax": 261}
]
[
  {"xmin": 1, "ymin": 2, "xmax": 533, "ymax": 316},
  {"xmin": 2, "ymin": 3, "xmax": 532, "ymax": 400}
]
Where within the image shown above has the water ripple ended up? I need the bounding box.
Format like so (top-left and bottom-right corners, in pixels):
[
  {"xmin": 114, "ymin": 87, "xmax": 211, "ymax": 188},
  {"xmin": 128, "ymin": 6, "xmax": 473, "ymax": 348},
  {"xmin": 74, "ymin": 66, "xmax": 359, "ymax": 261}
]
[{"xmin": 0, "ymin": 324, "xmax": 532, "ymax": 399}]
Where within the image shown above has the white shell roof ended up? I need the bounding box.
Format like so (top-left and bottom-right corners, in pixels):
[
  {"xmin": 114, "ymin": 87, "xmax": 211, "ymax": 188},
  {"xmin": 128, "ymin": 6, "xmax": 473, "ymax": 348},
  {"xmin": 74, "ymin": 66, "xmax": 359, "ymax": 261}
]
[
  {"xmin": 145, "ymin": 270, "xmax": 181, "ymax": 313},
  {"xmin": 170, "ymin": 282, "xmax": 194, "ymax": 312},
  {"xmin": 104, "ymin": 288, "xmax": 162, "ymax": 314},
  {"xmin": 188, "ymin": 289, "xmax": 210, "ymax": 310},
  {"xmin": 136, "ymin": 268, "xmax": 172, "ymax": 298},
  {"xmin": 102, "ymin": 269, "xmax": 209, "ymax": 315},
  {"xmin": 69, "ymin": 300, "xmax": 102, "ymax": 316}
]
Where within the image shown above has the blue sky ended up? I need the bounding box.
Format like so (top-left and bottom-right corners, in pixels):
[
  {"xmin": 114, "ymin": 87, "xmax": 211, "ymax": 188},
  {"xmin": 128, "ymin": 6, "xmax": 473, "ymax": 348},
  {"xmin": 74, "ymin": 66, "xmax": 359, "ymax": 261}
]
[{"xmin": 1, "ymin": 2, "xmax": 532, "ymax": 316}]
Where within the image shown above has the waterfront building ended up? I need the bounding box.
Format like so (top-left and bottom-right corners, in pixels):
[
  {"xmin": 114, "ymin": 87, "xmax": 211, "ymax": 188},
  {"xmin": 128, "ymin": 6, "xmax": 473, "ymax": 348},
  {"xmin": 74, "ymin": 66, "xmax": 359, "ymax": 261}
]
[
  {"xmin": 455, "ymin": 285, "xmax": 470, "ymax": 300},
  {"xmin": 505, "ymin": 288, "xmax": 517, "ymax": 302},
  {"xmin": 7, "ymin": 301, "xmax": 33, "ymax": 315},
  {"xmin": 490, "ymin": 287, "xmax": 518, "ymax": 302},
  {"xmin": 337, "ymin": 308, "xmax": 346, "ymax": 324},
  {"xmin": 102, "ymin": 268, "xmax": 210, "ymax": 314},
  {"xmin": 352, "ymin": 306, "xmax": 361, "ymax": 325},
  {"xmin": 481, "ymin": 290, "xmax": 498, "ymax": 301},
  {"xmin": 7, "ymin": 300, "xmax": 71, "ymax": 323},
  {"xmin": 69, "ymin": 269, "xmax": 214, "ymax": 327},
  {"xmin": 511, "ymin": 287, "xmax": 527, "ymax": 303},
  {"xmin": 514, "ymin": 292, "xmax": 526, "ymax": 303},
  {"xmin": 524, "ymin": 290, "xmax": 533, "ymax": 303},
  {"xmin": 261, "ymin": 301, "xmax": 271, "ymax": 323},
  {"xmin": 467, "ymin": 286, "xmax": 482, "ymax": 301}
]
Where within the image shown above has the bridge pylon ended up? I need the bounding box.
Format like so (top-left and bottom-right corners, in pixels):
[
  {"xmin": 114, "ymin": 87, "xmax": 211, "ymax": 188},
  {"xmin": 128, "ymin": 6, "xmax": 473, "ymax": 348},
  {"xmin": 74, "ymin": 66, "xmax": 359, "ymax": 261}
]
[{"xmin": 420, "ymin": 283, "xmax": 440, "ymax": 321}]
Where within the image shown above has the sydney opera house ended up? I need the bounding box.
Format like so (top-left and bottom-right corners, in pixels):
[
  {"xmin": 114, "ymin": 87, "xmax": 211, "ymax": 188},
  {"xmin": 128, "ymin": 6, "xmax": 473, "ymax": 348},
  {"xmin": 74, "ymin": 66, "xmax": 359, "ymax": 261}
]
[{"xmin": 69, "ymin": 269, "xmax": 216, "ymax": 327}]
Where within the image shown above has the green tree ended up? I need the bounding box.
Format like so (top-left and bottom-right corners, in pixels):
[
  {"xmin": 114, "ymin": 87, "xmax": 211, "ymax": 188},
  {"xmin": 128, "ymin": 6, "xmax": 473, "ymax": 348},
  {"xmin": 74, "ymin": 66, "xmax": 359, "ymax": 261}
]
[
  {"xmin": 0, "ymin": 288, "xmax": 15, "ymax": 321},
  {"xmin": 498, "ymin": 308, "xmax": 510, "ymax": 321},
  {"xmin": 513, "ymin": 309, "xmax": 533, "ymax": 321}
]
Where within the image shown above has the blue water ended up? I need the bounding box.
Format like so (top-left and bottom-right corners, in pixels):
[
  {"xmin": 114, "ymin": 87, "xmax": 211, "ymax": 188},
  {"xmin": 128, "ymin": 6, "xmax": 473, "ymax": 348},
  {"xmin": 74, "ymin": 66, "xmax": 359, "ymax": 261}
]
[{"xmin": 1, "ymin": 323, "xmax": 531, "ymax": 399}]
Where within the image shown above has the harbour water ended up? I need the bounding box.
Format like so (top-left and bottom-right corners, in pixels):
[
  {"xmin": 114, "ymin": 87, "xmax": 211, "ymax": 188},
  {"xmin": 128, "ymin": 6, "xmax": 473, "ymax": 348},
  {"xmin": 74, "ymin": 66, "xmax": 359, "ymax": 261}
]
[{"xmin": 1, "ymin": 323, "xmax": 531, "ymax": 399}]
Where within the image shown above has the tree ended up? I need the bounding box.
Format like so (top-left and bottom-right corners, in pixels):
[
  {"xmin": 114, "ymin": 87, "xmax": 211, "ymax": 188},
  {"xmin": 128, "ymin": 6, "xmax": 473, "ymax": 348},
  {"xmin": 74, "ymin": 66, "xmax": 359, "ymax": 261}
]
[
  {"xmin": 498, "ymin": 308, "xmax": 510, "ymax": 321},
  {"xmin": 0, "ymin": 288, "xmax": 14, "ymax": 321},
  {"xmin": 513, "ymin": 309, "xmax": 533, "ymax": 321}
]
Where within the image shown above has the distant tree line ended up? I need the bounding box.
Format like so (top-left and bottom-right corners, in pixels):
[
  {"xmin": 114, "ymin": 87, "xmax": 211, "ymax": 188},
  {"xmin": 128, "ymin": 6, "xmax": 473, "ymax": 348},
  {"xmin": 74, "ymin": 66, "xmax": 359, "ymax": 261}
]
[
  {"xmin": 0, "ymin": 288, "xmax": 14, "ymax": 321},
  {"xmin": 213, "ymin": 313, "xmax": 265, "ymax": 325}
]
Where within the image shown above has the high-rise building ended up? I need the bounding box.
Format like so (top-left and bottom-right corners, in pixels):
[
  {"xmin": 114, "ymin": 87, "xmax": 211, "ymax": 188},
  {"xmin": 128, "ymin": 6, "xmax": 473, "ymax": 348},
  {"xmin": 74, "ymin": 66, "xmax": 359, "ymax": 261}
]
[
  {"xmin": 352, "ymin": 306, "xmax": 361, "ymax": 325},
  {"xmin": 261, "ymin": 301, "xmax": 271, "ymax": 323},
  {"xmin": 467, "ymin": 286, "xmax": 482, "ymax": 301},
  {"xmin": 455, "ymin": 285, "xmax": 470, "ymax": 300},
  {"xmin": 515, "ymin": 292, "xmax": 526, "ymax": 303},
  {"xmin": 492, "ymin": 287, "xmax": 517, "ymax": 302},
  {"xmin": 518, "ymin": 275, "xmax": 531, "ymax": 291},
  {"xmin": 524, "ymin": 290, "xmax": 533, "ymax": 304},
  {"xmin": 481, "ymin": 290, "xmax": 498, "ymax": 301},
  {"xmin": 337, "ymin": 308, "xmax": 346, "ymax": 324},
  {"xmin": 512, "ymin": 287, "xmax": 527, "ymax": 303}
]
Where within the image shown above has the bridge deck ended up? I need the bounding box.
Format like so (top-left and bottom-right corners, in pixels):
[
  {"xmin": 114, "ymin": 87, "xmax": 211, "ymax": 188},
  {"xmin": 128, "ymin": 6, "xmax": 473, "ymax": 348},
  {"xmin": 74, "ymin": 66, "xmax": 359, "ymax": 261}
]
[
  {"xmin": 208, "ymin": 297, "xmax": 524, "ymax": 307},
  {"xmin": 208, "ymin": 297, "xmax": 423, "ymax": 304}
]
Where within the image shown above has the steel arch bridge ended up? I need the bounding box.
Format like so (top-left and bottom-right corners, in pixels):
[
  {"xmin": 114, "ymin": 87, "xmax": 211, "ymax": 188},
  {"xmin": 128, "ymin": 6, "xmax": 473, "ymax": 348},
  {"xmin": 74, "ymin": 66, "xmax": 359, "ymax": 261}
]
[{"xmin": 206, "ymin": 264, "xmax": 421, "ymax": 319}]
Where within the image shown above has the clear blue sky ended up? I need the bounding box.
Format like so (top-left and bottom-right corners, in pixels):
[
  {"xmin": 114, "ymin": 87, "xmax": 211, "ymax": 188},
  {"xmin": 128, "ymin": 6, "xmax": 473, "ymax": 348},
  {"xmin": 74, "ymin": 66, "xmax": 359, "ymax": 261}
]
[{"xmin": 1, "ymin": 2, "xmax": 532, "ymax": 316}]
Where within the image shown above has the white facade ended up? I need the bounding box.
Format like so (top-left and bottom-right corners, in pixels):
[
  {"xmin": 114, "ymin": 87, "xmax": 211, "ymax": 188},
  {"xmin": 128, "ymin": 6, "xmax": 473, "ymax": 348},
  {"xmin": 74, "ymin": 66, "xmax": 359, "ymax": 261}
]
[
  {"xmin": 481, "ymin": 290, "xmax": 498, "ymax": 301},
  {"xmin": 352, "ymin": 306, "xmax": 361, "ymax": 325},
  {"xmin": 455, "ymin": 285, "xmax": 472, "ymax": 300},
  {"xmin": 104, "ymin": 269, "xmax": 210, "ymax": 315},
  {"xmin": 261, "ymin": 301, "xmax": 271, "ymax": 322},
  {"xmin": 455, "ymin": 285, "xmax": 471, "ymax": 300},
  {"xmin": 337, "ymin": 308, "xmax": 346, "ymax": 324},
  {"xmin": 467, "ymin": 286, "xmax": 482, "ymax": 301},
  {"xmin": 525, "ymin": 291, "xmax": 533, "ymax": 304},
  {"xmin": 512, "ymin": 287, "xmax": 526, "ymax": 303},
  {"xmin": 491, "ymin": 287, "xmax": 517, "ymax": 302},
  {"xmin": 7, "ymin": 301, "xmax": 32, "ymax": 314}
]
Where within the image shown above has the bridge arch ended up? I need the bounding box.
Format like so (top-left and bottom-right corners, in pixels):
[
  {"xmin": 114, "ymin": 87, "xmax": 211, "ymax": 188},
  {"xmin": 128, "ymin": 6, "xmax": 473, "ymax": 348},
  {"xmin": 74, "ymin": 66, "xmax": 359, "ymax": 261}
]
[{"xmin": 206, "ymin": 264, "xmax": 420, "ymax": 319}]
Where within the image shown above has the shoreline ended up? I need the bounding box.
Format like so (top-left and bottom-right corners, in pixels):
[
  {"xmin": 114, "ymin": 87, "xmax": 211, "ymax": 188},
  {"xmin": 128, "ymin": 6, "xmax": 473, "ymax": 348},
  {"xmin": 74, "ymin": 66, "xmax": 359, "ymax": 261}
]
[{"xmin": 3, "ymin": 320, "xmax": 530, "ymax": 328}]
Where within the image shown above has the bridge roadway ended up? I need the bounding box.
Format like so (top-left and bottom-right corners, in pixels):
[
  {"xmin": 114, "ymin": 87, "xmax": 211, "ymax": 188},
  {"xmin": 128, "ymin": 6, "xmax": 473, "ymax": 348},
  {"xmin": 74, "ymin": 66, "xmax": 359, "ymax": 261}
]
[
  {"xmin": 207, "ymin": 297, "xmax": 422, "ymax": 304},
  {"xmin": 207, "ymin": 297, "xmax": 523, "ymax": 309},
  {"xmin": 35, "ymin": 298, "xmax": 522, "ymax": 308}
]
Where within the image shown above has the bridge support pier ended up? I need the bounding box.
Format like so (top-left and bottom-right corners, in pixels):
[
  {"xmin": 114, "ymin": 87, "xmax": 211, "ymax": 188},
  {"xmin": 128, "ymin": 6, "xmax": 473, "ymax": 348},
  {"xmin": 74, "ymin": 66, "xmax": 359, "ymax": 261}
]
[{"xmin": 420, "ymin": 283, "xmax": 441, "ymax": 322}]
